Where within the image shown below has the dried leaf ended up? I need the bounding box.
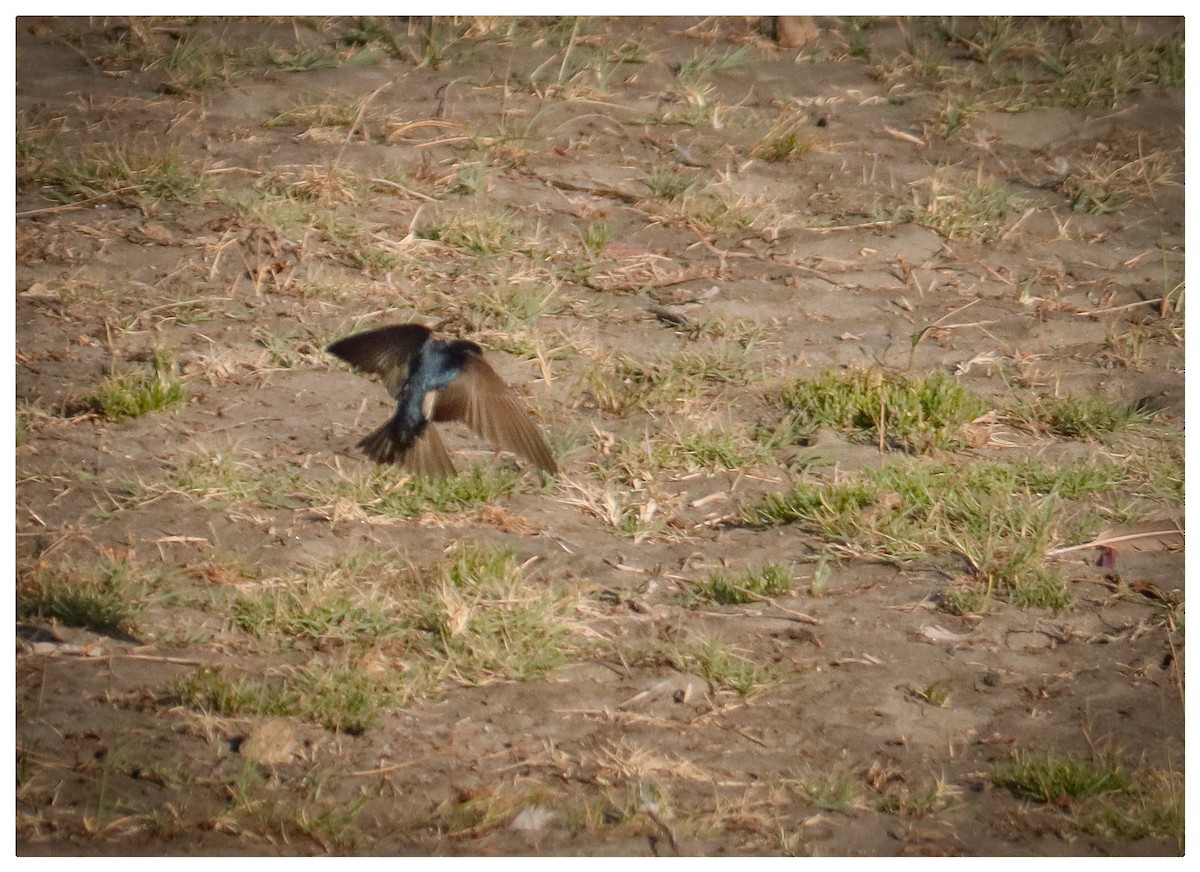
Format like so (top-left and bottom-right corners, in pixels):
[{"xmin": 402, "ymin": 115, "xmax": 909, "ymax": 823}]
[{"xmin": 915, "ymin": 624, "xmax": 970, "ymax": 645}]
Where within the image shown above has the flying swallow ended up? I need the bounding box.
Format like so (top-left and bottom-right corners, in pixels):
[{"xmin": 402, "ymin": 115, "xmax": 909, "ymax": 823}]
[{"xmin": 327, "ymin": 323, "xmax": 557, "ymax": 478}]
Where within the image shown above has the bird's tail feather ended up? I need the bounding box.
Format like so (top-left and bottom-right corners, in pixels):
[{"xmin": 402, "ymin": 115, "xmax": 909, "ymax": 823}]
[
  {"xmin": 357, "ymin": 420, "xmax": 406, "ymax": 465},
  {"xmin": 358, "ymin": 419, "xmax": 456, "ymax": 477},
  {"xmin": 405, "ymin": 424, "xmax": 457, "ymax": 478}
]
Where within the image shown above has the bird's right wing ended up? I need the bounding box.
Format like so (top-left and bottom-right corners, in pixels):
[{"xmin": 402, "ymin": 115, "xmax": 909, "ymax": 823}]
[{"xmin": 327, "ymin": 324, "xmax": 432, "ymax": 396}]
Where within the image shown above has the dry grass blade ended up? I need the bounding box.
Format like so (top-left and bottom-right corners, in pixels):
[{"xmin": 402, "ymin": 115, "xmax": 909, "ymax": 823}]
[{"xmin": 1049, "ymin": 519, "xmax": 1184, "ymax": 556}]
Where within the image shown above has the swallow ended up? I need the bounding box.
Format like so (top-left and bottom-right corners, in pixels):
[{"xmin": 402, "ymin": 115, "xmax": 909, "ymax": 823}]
[{"xmin": 327, "ymin": 323, "xmax": 557, "ymax": 478}]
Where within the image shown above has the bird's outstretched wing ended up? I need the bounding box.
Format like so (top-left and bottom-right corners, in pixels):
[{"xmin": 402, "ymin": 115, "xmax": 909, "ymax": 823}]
[
  {"xmin": 327, "ymin": 324, "xmax": 431, "ymax": 396},
  {"xmin": 434, "ymin": 352, "xmax": 558, "ymax": 475}
]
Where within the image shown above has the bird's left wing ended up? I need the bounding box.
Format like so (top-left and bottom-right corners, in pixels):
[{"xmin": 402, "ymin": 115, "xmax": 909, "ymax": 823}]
[{"xmin": 326, "ymin": 324, "xmax": 432, "ymax": 396}]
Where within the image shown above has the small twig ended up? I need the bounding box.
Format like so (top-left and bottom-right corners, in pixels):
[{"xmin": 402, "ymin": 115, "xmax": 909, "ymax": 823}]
[
  {"xmin": 999, "ymin": 206, "xmax": 1037, "ymax": 241},
  {"xmin": 908, "ymin": 299, "xmax": 988, "ymax": 368},
  {"xmin": 369, "ymin": 177, "xmax": 436, "ymax": 202},
  {"xmin": 348, "ymin": 761, "xmax": 417, "ymax": 777},
  {"xmin": 1075, "ymin": 297, "xmax": 1164, "ymax": 317},
  {"xmin": 763, "ymin": 597, "xmax": 822, "ymax": 625},
  {"xmin": 17, "ymin": 186, "xmax": 142, "ymax": 217},
  {"xmin": 119, "ymin": 653, "xmax": 208, "ymax": 666},
  {"xmin": 644, "ymin": 806, "xmax": 680, "ymax": 856},
  {"xmin": 729, "ymin": 725, "xmax": 768, "ymax": 747}
]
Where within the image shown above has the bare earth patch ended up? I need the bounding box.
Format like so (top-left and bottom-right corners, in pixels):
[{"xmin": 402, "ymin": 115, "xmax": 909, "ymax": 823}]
[{"xmin": 15, "ymin": 16, "xmax": 1183, "ymax": 856}]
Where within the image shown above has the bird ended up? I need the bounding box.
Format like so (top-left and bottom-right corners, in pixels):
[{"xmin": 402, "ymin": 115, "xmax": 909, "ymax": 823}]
[{"xmin": 326, "ymin": 323, "xmax": 557, "ymax": 478}]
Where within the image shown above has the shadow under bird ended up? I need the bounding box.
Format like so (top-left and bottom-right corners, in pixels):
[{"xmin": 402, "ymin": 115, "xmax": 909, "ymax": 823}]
[{"xmin": 327, "ymin": 323, "xmax": 558, "ymax": 478}]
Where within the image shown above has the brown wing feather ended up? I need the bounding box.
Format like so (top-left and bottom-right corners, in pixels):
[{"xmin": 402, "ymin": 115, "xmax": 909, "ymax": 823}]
[
  {"xmin": 435, "ymin": 354, "xmax": 557, "ymax": 474},
  {"xmin": 402, "ymin": 423, "xmax": 457, "ymax": 478},
  {"xmin": 327, "ymin": 324, "xmax": 431, "ymax": 396}
]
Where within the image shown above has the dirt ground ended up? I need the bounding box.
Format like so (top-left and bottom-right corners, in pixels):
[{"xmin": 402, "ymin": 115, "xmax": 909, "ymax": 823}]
[{"xmin": 13, "ymin": 17, "xmax": 1185, "ymax": 856}]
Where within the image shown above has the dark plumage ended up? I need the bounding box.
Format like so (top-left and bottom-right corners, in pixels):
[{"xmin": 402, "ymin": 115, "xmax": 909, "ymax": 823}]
[{"xmin": 327, "ymin": 324, "xmax": 557, "ymax": 478}]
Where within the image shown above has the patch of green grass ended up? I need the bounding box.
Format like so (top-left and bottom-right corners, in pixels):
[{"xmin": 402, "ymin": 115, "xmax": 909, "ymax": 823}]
[
  {"xmin": 1043, "ymin": 26, "xmax": 1184, "ymax": 108},
  {"xmin": 904, "ymin": 168, "xmax": 1029, "ymax": 243},
  {"xmin": 740, "ymin": 455, "xmax": 1131, "ymax": 607},
  {"xmin": 411, "ymin": 542, "xmax": 582, "ymax": 684},
  {"xmin": 17, "ymin": 556, "xmax": 155, "ymax": 636},
  {"xmin": 992, "ymin": 749, "xmax": 1131, "ymax": 804},
  {"xmin": 1080, "ymin": 769, "xmax": 1183, "ymax": 849},
  {"xmin": 416, "ymin": 208, "xmax": 531, "ymax": 256},
  {"xmin": 32, "ymin": 142, "xmax": 208, "ymax": 208},
  {"xmin": 231, "ymin": 187, "xmax": 420, "ymax": 274},
  {"xmin": 888, "ymin": 18, "xmax": 1182, "ymax": 114},
  {"xmin": 932, "ymin": 95, "xmax": 988, "ymax": 137},
  {"xmin": 232, "ymin": 570, "xmax": 408, "ymax": 649},
  {"xmin": 264, "ymin": 96, "xmax": 363, "ymax": 131},
  {"xmin": 454, "ymin": 277, "xmax": 565, "ymax": 335},
  {"xmin": 597, "ymin": 344, "xmax": 757, "ymax": 414},
  {"xmin": 1026, "ymin": 395, "xmax": 1151, "ymax": 440},
  {"xmin": 610, "ymin": 424, "xmax": 766, "ymax": 481},
  {"xmin": 796, "ymin": 769, "xmax": 861, "ymax": 812},
  {"xmin": 311, "ymin": 211, "xmax": 401, "ymax": 272},
  {"xmin": 172, "ymin": 662, "xmax": 402, "ymax": 734},
  {"xmin": 90, "ymin": 349, "xmax": 188, "ymax": 422},
  {"xmin": 1062, "ymin": 150, "xmax": 1177, "ymax": 214},
  {"xmin": 874, "ymin": 778, "xmax": 960, "ymax": 817},
  {"xmin": 769, "ymin": 367, "xmax": 989, "ymax": 452},
  {"xmin": 177, "ymin": 544, "xmax": 585, "ymax": 732},
  {"xmin": 256, "ymin": 164, "xmax": 360, "ymax": 206},
  {"xmin": 644, "ymin": 167, "xmax": 695, "ymax": 201},
  {"xmin": 435, "ymin": 785, "xmax": 552, "ymax": 837},
  {"xmin": 224, "ymin": 189, "xmax": 312, "ymax": 237},
  {"xmin": 156, "ymin": 34, "xmax": 258, "ymax": 93},
  {"xmin": 128, "ymin": 446, "xmax": 536, "ymax": 518},
  {"xmin": 694, "ymin": 563, "xmax": 794, "ymax": 605},
  {"xmin": 752, "ymin": 109, "xmax": 817, "ymax": 163},
  {"xmin": 304, "ymin": 464, "xmax": 529, "ymax": 518},
  {"xmin": 752, "ymin": 128, "xmax": 815, "ymax": 163},
  {"xmin": 682, "ymin": 313, "xmax": 769, "ymax": 346},
  {"xmin": 16, "ymin": 398, "xmax": 40, "ymax": 446},
  {"xmin": 657, "ymin": 184, "xmax": 778, "ymax": 233},
  {"xmin": 634, "ymin": 636, "xmax": 777, "ymax": 698},
  {"xmin": 684, "ymin": 638, "xmax": 777, "ymax": 698},
  {"xmin": 449, "ymin": 162, "xmax": 488, "ymax": 196},
  {"xmin": 676, "ymin": 45, "xmax": 753, "ymax": 83},
  {"xmin": 131, "ymin": 447, "xmax": 294, "ymax": 509},
  {"xmin": 86, "ymin": 26, "xmax": 259, "ymax": 92},
  {"xmin": 581, "ymin": 220, "xmax": 614, "ymax": 254},
  {"xmin": 216, "ymin": 759, "xmax": 367, "ymax": 851},
  {"xmin": 1121, "ymin": 436, "xmax": 1184, "ymax": 503}
]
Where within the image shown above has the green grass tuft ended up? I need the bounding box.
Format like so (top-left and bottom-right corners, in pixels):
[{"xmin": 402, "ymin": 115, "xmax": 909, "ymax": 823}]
[
  {"xmin": 91, "ymin": 349, "xmax": 188, "ymax": 422},
  {"xmin": 770, "ymin": 367, "xmax": 988, "ymax": 452},
  {"xmin": 172, "ymin": 663, "xmax": 396, "ymax": 734},
  {"xmin": 695, "ymin": 563, "xmax": 794, "ymax": 605},
  {"xmin": 992, "ymin": 750, "xmax": 1131, "ymax": 804},
  {"xmin": 17, "ymin": 557, "xmax": 153, "ymax": 636},
  {"xmin": 1033, "ymin": 395, "xmax": 1151, "ymax": 439}
]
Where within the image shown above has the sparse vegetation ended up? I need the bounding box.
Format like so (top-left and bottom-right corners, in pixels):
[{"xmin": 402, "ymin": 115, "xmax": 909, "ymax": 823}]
[
  {"xmin": 16, "ymin": 15, "xmax": 1183, "ymax": 858},
  {"xmin": 738, "ymin": 452, "xmax": 1159, "ymax": 608}
]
